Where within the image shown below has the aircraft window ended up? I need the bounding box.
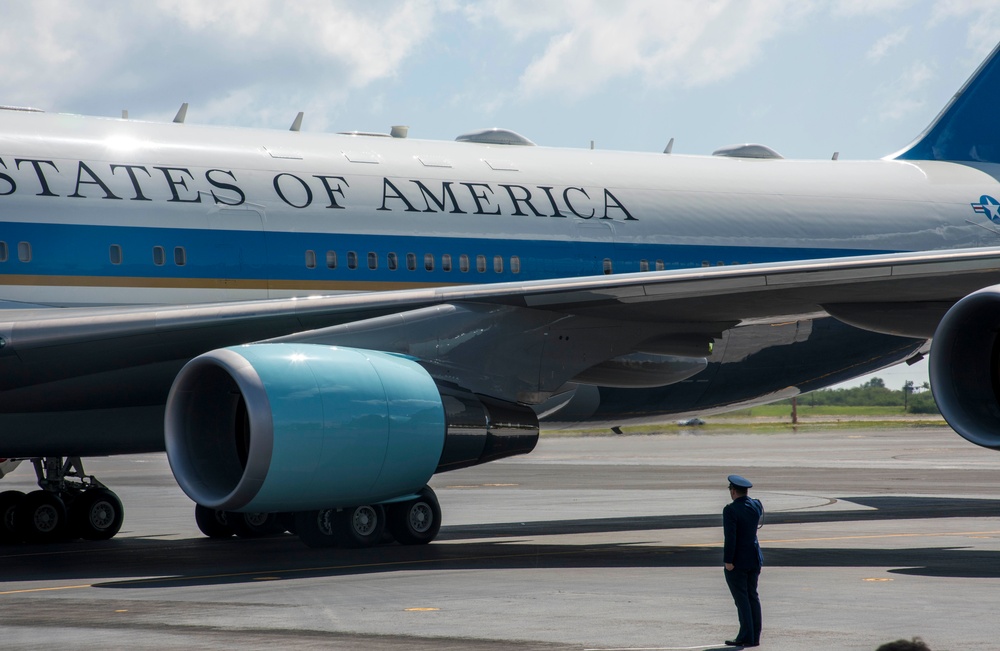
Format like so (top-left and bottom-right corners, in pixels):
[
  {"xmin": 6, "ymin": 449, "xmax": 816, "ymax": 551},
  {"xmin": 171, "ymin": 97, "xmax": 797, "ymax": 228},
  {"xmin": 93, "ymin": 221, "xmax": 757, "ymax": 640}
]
[
  {"xmin": 173, "ymin": 246, "xmax": 186, "ymax": 266},
  {"xmin": 368, "ymin": 252, "xmax": 378, "ymax": 269},
  {"xmin": 387, "ymin": 252, "xmax": 397, "ymax": 270},
  {"xmin": 347, "ymin": 251, "xmax": 358, "ymax": 270},
  {"xmin": 442, "ymin": 254, "xmax": 452, "ymax": 272},
  {"xmin": 701, "ymin": 260, "xmax": 710, "ymax": 267},
  {"xmin": 476, "ymin": 254, "xmax": 486, "ymax": 273},
  {"xmin": 510, "ymin": 255, "xmax": 520, "ymax": 274},
  {"xmin": 655, "ymin": 259, "xmax": 664, "ymax": 271},
  {"xmin": 717, "ymin": 261, "xmax": 724, "ymax": 266},
  {"xmin": 424, "ymin": 253, "xmax": 435, "ymax": 271},
  {"xmin": 110, "ymin": 244, "xmax": 123, "ymax": 265},
  {"xmin": 0, "ymin": 241, "xmax": 7, "ymax": 263},
  {"xmin": 326, "ymin": 250, "xmax": 337, "ymax": 269},
  {"xmin": 153, "ymin": 246, "xmax": 165, "ymax": 266},
  {"xmin": 459, "ymin": 254, "xmax": 469, "ymax": 272},
  {"xmin": 493, "ymin": 255, "xmax": 503, "ymax": 273},
  {"xmin": 16, "ymin": 241, "xmax": 31, "ymax": 263},
  {"xmin": 602, "ymin": 258, "xmax": 612, "ymax": 274},
  {"xmin": 639, "ymin": 259, "xmax": 649, "ymax": 272},
  {"xmin": 406, "ymin": 252, "xmax": 417, "ymax": 271},
  {"xmin": 305, "ymin": 250, "xmax": 316, "ymax": 269}
]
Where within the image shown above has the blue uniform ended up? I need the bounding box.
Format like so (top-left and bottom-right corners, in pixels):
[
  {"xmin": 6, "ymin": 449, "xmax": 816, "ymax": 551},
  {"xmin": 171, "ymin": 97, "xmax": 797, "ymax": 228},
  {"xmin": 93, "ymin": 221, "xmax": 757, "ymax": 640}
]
[{"xmin": 723, "ymin": 494, "xmax": 763, "ymax": 646}]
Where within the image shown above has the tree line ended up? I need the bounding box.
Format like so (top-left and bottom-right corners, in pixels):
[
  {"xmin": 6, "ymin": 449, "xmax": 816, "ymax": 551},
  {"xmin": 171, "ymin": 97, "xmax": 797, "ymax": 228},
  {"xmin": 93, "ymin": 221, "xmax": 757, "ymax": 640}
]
[{"xmin": 785, "ymin": 378, "xmax": 940, "ymax": 414}]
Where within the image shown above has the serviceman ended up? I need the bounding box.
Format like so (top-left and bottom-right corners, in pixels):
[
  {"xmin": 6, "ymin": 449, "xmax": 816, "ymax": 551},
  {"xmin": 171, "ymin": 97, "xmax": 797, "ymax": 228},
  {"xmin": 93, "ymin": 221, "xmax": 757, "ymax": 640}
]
[{"xmin": 723, "ymin": 474, "xmax": 763, "ymax": 648}]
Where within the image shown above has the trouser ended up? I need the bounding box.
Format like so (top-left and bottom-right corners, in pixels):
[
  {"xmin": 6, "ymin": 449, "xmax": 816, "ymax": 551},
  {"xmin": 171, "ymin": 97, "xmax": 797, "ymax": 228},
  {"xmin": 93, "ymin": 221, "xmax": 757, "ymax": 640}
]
[{"xmin": 725, "ymin": 567, "xmax": 761, "ymax": 644}]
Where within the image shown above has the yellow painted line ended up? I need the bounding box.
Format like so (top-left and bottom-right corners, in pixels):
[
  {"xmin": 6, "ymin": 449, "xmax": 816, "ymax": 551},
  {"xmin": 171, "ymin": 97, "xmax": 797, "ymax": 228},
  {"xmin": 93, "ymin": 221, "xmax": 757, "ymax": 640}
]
[
  {"xmin": 0, "ymin": 584, "xmax": 91, "ymax": 595},
  {"xmin": 404, "ymin": 607, "xmax": 440, "ymax": 612},
  {"xmin": 863, "ymin": 578, "xmax": 893, "ymax": 582}
]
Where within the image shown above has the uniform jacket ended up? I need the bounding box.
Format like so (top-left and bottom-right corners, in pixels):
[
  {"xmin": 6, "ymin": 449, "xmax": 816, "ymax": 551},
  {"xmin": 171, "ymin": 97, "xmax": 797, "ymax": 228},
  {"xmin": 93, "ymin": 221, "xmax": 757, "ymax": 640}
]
[{"xmin": 723, "ymin": 495, "xmax": 763, "ymax": 570}]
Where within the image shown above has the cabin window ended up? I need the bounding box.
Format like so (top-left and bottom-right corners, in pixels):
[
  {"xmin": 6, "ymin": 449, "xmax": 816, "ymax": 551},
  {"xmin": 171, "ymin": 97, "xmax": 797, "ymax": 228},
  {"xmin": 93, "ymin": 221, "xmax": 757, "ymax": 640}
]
[
  {"xmin": 493, "ymin": 255, "xmax": 503, "ymax": 273},
  {"xmin": 387, "ymin": 252, "xmax": 398, "ymax": 270},
  {"xmin": 655, "ymin": 259, "xmax": 664, "ymax": 271},
  {"xmin": 17, "ymin": 242, "xmax": 31, "ymax": 263},
  {"xmin": 602, "ymin": 258, "xmax": 612, "ymax": 274},
  {"xmin": 173, "ymin": 246, "xmax": 186, "ymax": 266},
  {"xmin": 476, "ymin": 254, "xmax": 486, "ymax": 273},
  {"xmin": 368, "ymin": 252, "xmax": 378, "ymax": 270},
  {"xmin": 459, "ymin": 254, "xmax": 469, "ymax": 272},
  {"xmin": 639, "ymin": 259, "xmax": 649, "ymax": 272},
  {"xmin": 110, "ymin": 244, "xmax": 123, "ymax": 265},
  {"xmin": 510, "ymin": 255, "xmax": 520, "ymax": 274},
  {"xmin": 305, "ymin": 250, "xmax": 316, "ymax": 269},
  {"xmin": 717, "ymin": 261, "xmax": 724, "ymax": 266},
  {"xmin": 442, "ymin": 254, "xmax": 452, "ymax": 272},
  {"xmin": 153, "ymin": 246, "xmax": 165, "ymax": 266},
  {"xmin": 0, "ymin": 241, "xmax": 7, "ymax": 262},
  {"xmin": 326, "ymin": 250, "xmax": 337, "ymax": 269},
  {"xmin": 347, "ymin": 251, "xmax": 358, "ymax": 270},
  {"xmin": 701, "ymin": 260, "xmax": 710, "ymax": 267},
  {"xmin": 424, "ymin": 253, "xmax": 434, "ymax": 271},
  {"xmin": 406, "ymin": 252, "xmax": 417, "ymax": 271}
]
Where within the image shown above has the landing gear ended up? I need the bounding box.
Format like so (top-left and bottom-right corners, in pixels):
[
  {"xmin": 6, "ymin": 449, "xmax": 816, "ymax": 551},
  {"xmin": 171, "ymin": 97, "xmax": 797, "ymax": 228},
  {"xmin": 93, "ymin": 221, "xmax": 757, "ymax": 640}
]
[
  {"xmin": 290, "ymin": 486, "xmax": 440, "ymax": 549},
  {"xmin": 2, "ymin": 457, "xmax": 125, "ymax": 544},
  {"xmin": 387, "ymin": 486, "xmax": 441, "ymax": 545}
]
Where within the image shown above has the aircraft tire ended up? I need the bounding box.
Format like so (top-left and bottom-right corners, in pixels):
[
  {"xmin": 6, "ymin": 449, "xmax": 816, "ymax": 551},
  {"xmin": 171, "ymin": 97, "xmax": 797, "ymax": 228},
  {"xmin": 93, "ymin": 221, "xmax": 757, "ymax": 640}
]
[
  {"xmin": 295, "ymin": 508, "xmax": 338, "ymax": 548},
  {"xmin": 16, "ymin": 490, "xmax": 69, "ymax": 543},
  {"xmin": 332, "ymin": 505, "xmax": 385, "ymax": 548},
  {"xmin": 0, "ymin": 490, "xmax": 25, "ymax": 544},
  {"xmin": 229, "ymin": 512, "xmax": 286, "ymax": 538},
  {"xmin": 71, "ymin": 488, "xmax": 124, "ymax": 541},
  {"xmin": 194, "ymin": 504, "xmax": 234, "ymax": 538},
  {"xmin": 387, "ymin": 486, "xmax": 441, "ymax": 545}
]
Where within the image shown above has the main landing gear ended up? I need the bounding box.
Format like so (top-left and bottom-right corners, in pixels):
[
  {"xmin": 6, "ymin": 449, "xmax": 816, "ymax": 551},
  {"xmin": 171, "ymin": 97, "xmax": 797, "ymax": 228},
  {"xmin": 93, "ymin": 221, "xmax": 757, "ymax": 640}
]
[
  {"xmin": 0, "ymin": 457, "xmax": 124, "ymax": 544},
  {"xmin": 194, "ymin": 485, "xmax": 442, "ymax": 549}
]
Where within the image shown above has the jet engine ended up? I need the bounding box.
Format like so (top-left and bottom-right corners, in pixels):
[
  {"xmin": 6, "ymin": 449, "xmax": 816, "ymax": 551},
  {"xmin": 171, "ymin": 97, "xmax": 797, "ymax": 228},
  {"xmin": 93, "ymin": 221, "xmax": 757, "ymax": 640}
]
[
  {"xmin": 164, "ymin": 344, "xmax": 538, "ymax": 513},
  {"xmin": 930, "ymin": 286, "xmax": 1000, "ymax": 450}
]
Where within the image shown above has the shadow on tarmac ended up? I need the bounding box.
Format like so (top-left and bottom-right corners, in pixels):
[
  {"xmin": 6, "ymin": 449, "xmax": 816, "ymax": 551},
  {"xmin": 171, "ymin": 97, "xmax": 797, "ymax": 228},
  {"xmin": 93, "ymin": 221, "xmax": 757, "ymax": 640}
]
[{"xmin": 2, "ymin": 494, "xmax": 998, "ymax": 590}]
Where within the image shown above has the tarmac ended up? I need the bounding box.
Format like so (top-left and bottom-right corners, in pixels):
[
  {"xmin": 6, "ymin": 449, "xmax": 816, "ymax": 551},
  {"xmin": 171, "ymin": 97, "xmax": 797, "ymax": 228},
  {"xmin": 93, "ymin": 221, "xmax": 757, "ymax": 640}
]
[{"xmin": 1, "ymin": 425, "xmax": 998, "ymax": 650}]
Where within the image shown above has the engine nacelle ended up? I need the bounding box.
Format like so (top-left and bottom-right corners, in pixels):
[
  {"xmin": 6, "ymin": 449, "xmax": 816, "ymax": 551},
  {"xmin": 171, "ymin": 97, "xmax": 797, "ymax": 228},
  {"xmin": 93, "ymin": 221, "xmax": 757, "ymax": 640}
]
[
  {"xmin": 930, "ymin": 286, "xmax": 1000, "ymax": 450},
  {"xmin": 165, "ymin": 344, "xmax": 538, "ymax": 513}
]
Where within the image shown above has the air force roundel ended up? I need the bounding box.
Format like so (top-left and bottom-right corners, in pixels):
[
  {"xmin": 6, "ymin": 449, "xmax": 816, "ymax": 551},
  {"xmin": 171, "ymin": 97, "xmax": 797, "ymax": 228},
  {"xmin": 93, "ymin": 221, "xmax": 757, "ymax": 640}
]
[{"xmin": 972, "ymin": 195, "xmax": 1000, "ymax": 223}]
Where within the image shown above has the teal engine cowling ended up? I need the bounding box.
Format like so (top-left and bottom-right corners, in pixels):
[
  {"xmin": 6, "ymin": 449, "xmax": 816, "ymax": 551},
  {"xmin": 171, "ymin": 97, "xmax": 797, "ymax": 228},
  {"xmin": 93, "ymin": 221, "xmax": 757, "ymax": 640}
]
[{"xmin": 164, "ymin": 344, "xmax": 538, "ymax": 513}]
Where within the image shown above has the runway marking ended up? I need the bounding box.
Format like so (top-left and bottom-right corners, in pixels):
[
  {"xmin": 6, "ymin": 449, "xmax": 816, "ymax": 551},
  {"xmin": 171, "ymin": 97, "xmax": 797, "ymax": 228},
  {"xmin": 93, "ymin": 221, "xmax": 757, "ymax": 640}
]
[
  {"xmin": 0, "ymin": 584, "xmax": 91, "ymax": 595},
  {"xmin": 863, "ymin": 577, "xmax": 893, "ymax": 582},
  {"xmin": 583, "ymin": 646, "xmax": 717, "ymax": 650},
  {"xmin": 404, "ymin": 607, "xmax": 440, "ymax": 611}
]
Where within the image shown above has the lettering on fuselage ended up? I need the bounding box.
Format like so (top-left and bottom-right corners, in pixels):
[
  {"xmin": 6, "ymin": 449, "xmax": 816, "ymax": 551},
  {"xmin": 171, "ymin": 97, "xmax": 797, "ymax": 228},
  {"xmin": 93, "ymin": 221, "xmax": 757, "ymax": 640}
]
[{"xmin": 0, "ymin": 157, "xmax": 637, "ymax": 221}]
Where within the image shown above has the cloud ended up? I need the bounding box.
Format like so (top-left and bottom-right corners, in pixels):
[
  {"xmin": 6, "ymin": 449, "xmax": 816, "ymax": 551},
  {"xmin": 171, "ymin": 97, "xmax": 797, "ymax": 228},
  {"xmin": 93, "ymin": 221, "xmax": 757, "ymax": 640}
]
[
  {"xmin": 466, "ymin": 0, "xmax": 822, "ymax": 101},
  {"xmin": 874, "ymin": 60, "xmax": 935, "ymax": 121},
  {"xmin": 0, "ymin": 1, "xmax": 441, "ymax": 127},
  {"xmin": 867, "ymin": 27, "xmax": 910, "ymax": 62}
]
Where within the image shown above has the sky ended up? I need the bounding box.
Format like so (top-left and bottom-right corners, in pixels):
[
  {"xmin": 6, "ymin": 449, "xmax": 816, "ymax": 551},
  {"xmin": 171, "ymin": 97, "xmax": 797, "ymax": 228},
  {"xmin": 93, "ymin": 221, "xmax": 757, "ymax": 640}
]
[{"xmin": 1, "ymin": 0, "xmax": 996, "ymax": 390}]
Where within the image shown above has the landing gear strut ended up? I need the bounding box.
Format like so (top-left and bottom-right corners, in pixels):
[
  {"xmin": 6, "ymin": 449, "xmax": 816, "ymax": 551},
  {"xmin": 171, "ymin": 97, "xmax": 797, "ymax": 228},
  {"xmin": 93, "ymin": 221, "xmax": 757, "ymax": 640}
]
[{"xmin": 0, "ymin": 457, "xmax": 124, "ymax": 544}]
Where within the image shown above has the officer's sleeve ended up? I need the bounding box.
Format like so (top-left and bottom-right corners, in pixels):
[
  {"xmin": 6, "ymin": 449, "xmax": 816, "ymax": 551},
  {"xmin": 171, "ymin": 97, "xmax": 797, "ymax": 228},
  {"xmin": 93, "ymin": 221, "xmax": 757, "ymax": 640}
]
[{"xmin": 723, "ymin": 505, "xmax": 736, "ymax": 564}]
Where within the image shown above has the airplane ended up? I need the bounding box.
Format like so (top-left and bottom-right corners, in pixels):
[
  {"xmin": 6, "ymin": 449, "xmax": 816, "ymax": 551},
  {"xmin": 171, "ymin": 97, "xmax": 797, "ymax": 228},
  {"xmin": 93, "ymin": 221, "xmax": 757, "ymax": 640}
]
[{"xmin": 1, "ymin": 41, "xmax": 1000, "ymax": 548}]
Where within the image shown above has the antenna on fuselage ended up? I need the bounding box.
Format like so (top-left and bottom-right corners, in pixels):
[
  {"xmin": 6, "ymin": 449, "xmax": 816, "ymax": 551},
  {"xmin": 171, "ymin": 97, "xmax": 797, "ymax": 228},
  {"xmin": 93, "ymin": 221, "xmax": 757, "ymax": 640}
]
[
  {"xmin": 173, "ymin": 103, "xmax": 188, "ymax": 124},
  {"xmin": 290, "ymin": 112, "xmax": 304, "ymax": 132},
  {"xmin": 663, "ymin": 137, "xmax": 675, "ymax": 154},
  {"xmin": 121, "ymin": 109, "xmax": 129, "ymax": 120},
  {"xmin": 832, "ymin": 151, "xmax": 839, "ymax": 160}
]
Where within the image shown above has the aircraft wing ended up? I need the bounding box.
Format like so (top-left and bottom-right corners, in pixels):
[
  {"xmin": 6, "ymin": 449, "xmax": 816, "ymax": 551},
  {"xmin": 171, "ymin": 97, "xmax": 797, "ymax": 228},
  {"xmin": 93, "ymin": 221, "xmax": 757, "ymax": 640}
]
[{"xmin": 3, "ymin": 245, "xmax": 999, "ymax": 409}]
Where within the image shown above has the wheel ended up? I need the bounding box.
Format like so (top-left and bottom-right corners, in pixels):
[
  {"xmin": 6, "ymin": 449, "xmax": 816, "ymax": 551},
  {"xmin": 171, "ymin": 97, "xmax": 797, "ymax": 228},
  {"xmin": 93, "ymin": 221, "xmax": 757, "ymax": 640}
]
[
  {"xmin": 295, "ymin": 508, "xmax": 338, "ymax": 548},
  {"xmin": 0, "ymin": 490, "xmax": 25, "ymax": 544},
  {"xmin": 16, "ymin": 490, "xmax": 68, "ymax": 543},
  {"xmin": 194, "ymin": 504, "xmax": 234, "ymax": 538},
  {"xmin": 333, "ymin": 504, "xmax": 385, "ymax": 548},
  {"xmin": 71, "ymin": 488, "xmax": 124, "ymax": 540},
  {"xmin": 229, "ymin": 512, "xmax": 286, "ymax": 538},
  {"xmin": 388, "ymin": 486, "xmax": 441, "ymax": 545}
]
